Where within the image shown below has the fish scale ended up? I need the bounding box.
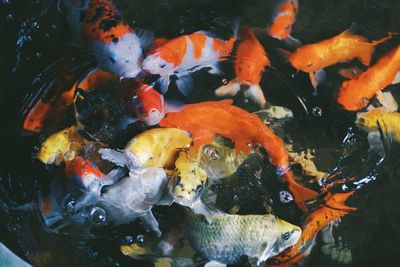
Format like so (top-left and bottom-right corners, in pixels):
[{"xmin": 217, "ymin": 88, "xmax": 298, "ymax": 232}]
[{"xmin": 185, "ymin": 213, "xmax": 301, "ymax": 265}]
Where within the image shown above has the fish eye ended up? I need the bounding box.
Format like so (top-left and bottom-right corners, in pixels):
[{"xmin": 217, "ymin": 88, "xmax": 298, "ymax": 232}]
[
  {"xmin": 160, "ymin": 64, "xmax": 166, "ymax": 68},
  {"xmin": 283, "ymin": 232, "xmax": 291, "ymax": 241},
  {"xmin": 109, "ymin": 56, "xmax": 116, "ymax": 64},
  {"xmin": 135, "ymin": 234, "xmax": 145, "ymax": 246},
  {"xmin": 307, "ymin": 62, "xmax": 313, "ymax": 67}
]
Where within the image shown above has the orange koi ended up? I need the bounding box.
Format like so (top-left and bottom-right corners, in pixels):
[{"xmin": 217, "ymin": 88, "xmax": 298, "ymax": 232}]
[
  {"xmin": 65, "ymin": 156, "xmax": 105, "ymax": 190},
  {"xmin": 64, "ymin": 0, "xmax": 146, "ymax": 77},
  {"xmin": 267, "ymin": 0, "xmax": 300, "ymax": 45},
  {"xmin": 338, "ymin": 45, "xmax": 400, "ymax": 111},
  {"xmin": 288, "ymin": 27, "xmax": 393, "ymax": 89},
  {"xmin": 23, "ymin": 67, "xmax": 116, "ymax": 133},
  {"xmin": 267, "ymin": 191, "xmax": 356, "ymax": 267},
  {"xmin": 159, "ymin": 100, "xmax": 318, "ymax": 211},
  {"xmin": 215, "ymin": 27, "xmax": 271, "ymax": 108},
  {"xmin": 142, "ymin": 31, "xmax": 235, "ymax": 95}
]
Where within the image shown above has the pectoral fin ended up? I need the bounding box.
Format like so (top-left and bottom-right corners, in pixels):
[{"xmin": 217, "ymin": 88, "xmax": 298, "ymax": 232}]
[
  {"xmin": 98, "ymin": 148, "xmax": 126, "ymax": 167},
  {"xmin": 309, "ymin": 69, "xmax": 326, "ymax": 92},
  {"xmin": 244, "ymin": 84, "xmax": 267, "ymax": 108},
  {"xmin": 175, "ymin": 75, "xmax": 194, "ymax": 96}
]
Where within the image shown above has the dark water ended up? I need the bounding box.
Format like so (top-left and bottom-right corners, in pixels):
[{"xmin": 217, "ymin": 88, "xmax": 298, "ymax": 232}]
[{"xmin": 1, "ymin": 0, "xmax": 400, "ymax": 266}]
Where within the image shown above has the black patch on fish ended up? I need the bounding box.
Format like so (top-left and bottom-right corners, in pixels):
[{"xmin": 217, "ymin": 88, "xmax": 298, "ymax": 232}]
[{"xmin": 90, "ymin": 7, "xmax": 107, "ymax": 23}]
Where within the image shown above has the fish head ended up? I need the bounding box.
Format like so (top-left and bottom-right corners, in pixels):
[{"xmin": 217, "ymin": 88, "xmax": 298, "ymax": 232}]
[
  {"xmin": 125, "ymin": 129, "xmax": 169, "ymax": 168},
  {"xmin": 142, "ymin": 54, "xmax": 175, "ymax": 76},
  {"xmin": 94, "ymin": 32, "xmax": 142, "ymax": 78},
  {"xmin": 275, "ymin": 220, "xmax": 302, "ymax": 251},
  {"xmin": 356, "ymin": 109, "xmax": 382, "ymax": 131},
  {"xmin": 38, "ymin": 127, "xmax": 75, "ymax": 164},
  {"xmin": 120, "ymin": 233, "xmax": 157, "ymax": 258},
  {"xmin": 132, "ymin": 83, "xmax": 165, "ymax": 126},
  {"xmin": 171, "ymin": 150, "xmax": 207, "ymax": 207},
  {"xmin": 268, "ymin": 13, "xmax": 295, "ymax": 40},
  {"xmin": 289, "ymin": 46, "xmax": 320, "ymax": 72},
  {"xmin": 337, "ymin": 80, "xmax": 370, "ymax": 111}
]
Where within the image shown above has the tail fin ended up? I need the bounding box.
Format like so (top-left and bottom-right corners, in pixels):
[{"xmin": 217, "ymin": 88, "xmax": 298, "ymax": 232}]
[
  {"xmin": 284, "ymin": 171, "xmax": 318, "ymax": 212},
  {"xmin": 323, "ymin": 191, "xmax": 357, "ymax": 211},
  {"xmin": 357, "ymin": 32, "xmax": 396, "ymax": 66}
]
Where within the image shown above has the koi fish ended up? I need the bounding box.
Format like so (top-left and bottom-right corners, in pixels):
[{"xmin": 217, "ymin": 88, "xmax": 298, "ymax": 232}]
[
  {"xmin": 159, "ymin": 100, "xmax": 318, "ymax": 211},
  {"xmin": 142, "ymin": 31, "xmax": 236, "ymax": 95},
  {"xmin": 288, "ymin": 27, "xmax": 393, "ymax": 90},
  {"xmin": 215, "ymin": 27, "xmax": 271, "ymax": 108},
  {"xmin": 23, "ymin": 65, "xmax": 116, "ymax": 134},
  {"xmin": 185, "ymin": 212, "xmax": 301, "ymax": 265},
  {"xmin": 268, "ymin": 192, "xmax": 356, "ymax": 267},
  {"xmin": 99, "ymin": 128, "xmax": 192, "ymax": 170},
  {"xmin": 127, "ymin": 83, "xmax": 182, "ymax": 126},
  {"xmin": 37, "ymin": 126, "xmax": 84, "ymax": 165},
  {"xmin": 337, "ymin": 45, "xmax": 400, "ymax": 111},
  {"xmin": 267, "ymin": 0, "xmax": 300, "ymax": 46},
  {"xmin": 64, "ymin": 156, "xmax": 106, "ymax": 194},
  {"xmin": 63, "ymin": 0, "xmax": 148, "ymax": 78}
]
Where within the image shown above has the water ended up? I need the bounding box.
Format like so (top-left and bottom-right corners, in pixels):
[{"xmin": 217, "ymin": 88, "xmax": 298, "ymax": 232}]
[{"xmin": 1, "ymin": 0, "xmax": 400, "ymax": 266}]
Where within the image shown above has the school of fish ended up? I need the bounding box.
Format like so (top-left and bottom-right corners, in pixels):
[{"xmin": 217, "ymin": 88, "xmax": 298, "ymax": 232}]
[{"xmin": 19, "ymin": 0, "xmax": 400, "ymax": 266}]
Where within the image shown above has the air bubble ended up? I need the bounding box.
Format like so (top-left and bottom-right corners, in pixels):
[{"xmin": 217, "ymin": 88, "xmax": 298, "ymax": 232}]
[
  {"xmin": 312, "ymin": 106, "xmax": 322, "ymax": 117},
  {"xmin": 89, "ymin": 207, "xmax": 107, "ymax": 225}
]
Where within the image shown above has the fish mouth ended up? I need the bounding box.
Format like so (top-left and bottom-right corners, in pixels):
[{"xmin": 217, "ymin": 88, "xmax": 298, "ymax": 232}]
[{"xmin": 145, "ymin": 109, "xmax": 164, "ymax": 126}]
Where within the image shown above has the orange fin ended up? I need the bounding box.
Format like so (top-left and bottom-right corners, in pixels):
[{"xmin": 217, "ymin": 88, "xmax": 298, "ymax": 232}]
[
  {"xmin": 370, "ymin": 32, "xmax": 397, "ymax": 46},
  {"xmin": 284, "ymin": 172, "xmax": 318, "ymax": 212},
  {"xmin": 323, "ymin": 191, "xmax": 357, "ymax": 211}
]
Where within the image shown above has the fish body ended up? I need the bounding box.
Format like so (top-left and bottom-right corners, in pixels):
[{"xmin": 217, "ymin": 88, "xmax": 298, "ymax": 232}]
[
  {"xmin": 38, "ymin": 126, "xmax": 84, "ymax": 165},
  {"xmin": 64, "ymin": 156, "xmax": 105, "ymax": 194},
  {"xmin": 338, "ymin": 45, "xmax": 400, "ymax": 111},
  {"xmin": 267, "ymin": 0, "xmax": 299, "ymax": 41},
  {"xmin": 160, "ymin": 100, "xmax": 318, "ymax": 211},
  {"xmin": 171, "ymin": 140, "xmax": 248, "ymax": 207},
  {"xmin": 100, "ymin": 128, "xmax": 192, "ymax": 169},
  {"xmin": 142, "ymin": 31, "xmax": 235, "ymax": 94},
  {"xmin": 63, "ymin": 0, "xmax": 144, "ymax": 78},
  {"xmin": 130, "ymin": 83, "xmax": 174, "ymax": 126},
  {"xmin": 268, "ymin": 192, "xmax": 356, "ymax": 267},
  {"xmin": 215, "ymin": 28, "xmax": 271, "ymax": 107},
  {"xmin": 185, "ymin": 213, "xmax": 301, "ymax": 265},
  {"xmin": 289, "ymin": 28, "xmax": 392, "ymax": 89}
]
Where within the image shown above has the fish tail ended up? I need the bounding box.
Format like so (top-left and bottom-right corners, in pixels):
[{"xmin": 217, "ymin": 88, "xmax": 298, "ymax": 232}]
[
  {"xmin": 357, "ymin": 32, "xmax": 397, "ymax": 66},
  {"xmin": 284, "ymin": 171, "xmax": 318, "ymax": 212},
  {"xmin": 370, "ymin": 32, "xmax": 397, "ymax": 46},
  {"xmin": 323, "ymin": 191, "xmax": 357, "ymax": 211}
]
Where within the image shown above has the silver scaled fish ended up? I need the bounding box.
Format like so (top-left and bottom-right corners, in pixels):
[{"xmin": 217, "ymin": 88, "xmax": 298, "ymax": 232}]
[{"xmin": 185, "ymin": 213, "xmax": 301, "ymax": 265}]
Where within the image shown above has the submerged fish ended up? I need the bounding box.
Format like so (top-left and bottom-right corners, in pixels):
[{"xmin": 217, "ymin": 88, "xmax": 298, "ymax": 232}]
[
  {"xmin": 38, "ymin": 126, "xmax": 84, "ymax": 165},
  {"xmin": 128, "ymin": 83, "xmax": 181, "ymax": 126},
  {"xmin": 170, "ymin": 139, "xmax": 248, "ymax": 207},
  {"xmin": 337, "ymin": 45, "xmax": 400, "ymax": 111},
  {"xmin": 99, "ymin": 128, "xmax": 192, "ymax": 169},
  {"xmin": 63, "ymin": 0, "xmax": 147, "ymax": 78},
  {"xmin": 268, "ymin": 192, "xmax": 356, "ymax": 267},
  {"xmin": 185, "ymin": 213, "xmax": 301, "ymax": 265},
  {"xmin": 288, "ymin": 27, "xmax": 393, "ymax": 89},
  {"xmin": 142, "ymin": 31, "xmax": 235, "ymax": 95},
  {"xmin": 160, "ymin": 100, "xmax": 318, "ymax": 211},
  {"xmin": 215, "ymin": 27, "xmax": 271, "ymax": 108},
  {"xmin": 267, "ymin": 0, "xmax": 300, "ymax": 45}
]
